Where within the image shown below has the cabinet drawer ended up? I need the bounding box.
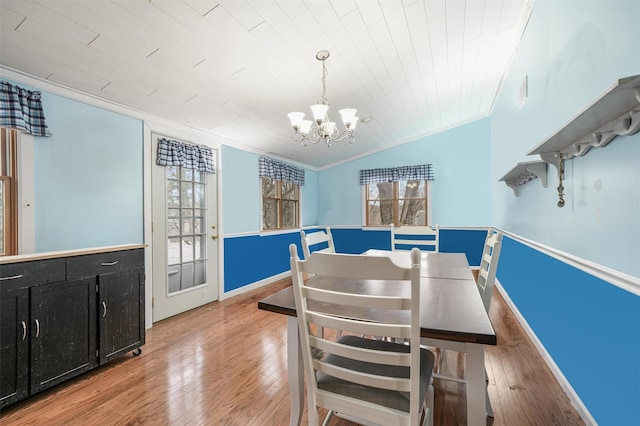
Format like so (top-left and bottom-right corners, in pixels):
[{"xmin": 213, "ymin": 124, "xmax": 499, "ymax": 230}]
[
  {"xmin": 66, "ymin": 249, "xmax": 144, "ymax": 280},
  {"xmin": 0, "ymin": 259, "xmax": 66, "ymax": 291}
]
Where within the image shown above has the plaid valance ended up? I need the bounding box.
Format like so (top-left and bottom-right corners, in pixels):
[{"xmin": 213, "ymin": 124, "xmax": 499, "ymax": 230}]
[
  {"xmin": 156, "ymin": 138, "xmax": 215, "ymax": 173},
  {"xmin": 359, "ymin": 164, "xmax": 435, "ymax": 185},
  {"xmin": 0, "ymin": 81, "xmax": 52, "ymax": 137},
  {"xmin": 259, "ymin": 156, "xmax": 305, "ymax": 186}
]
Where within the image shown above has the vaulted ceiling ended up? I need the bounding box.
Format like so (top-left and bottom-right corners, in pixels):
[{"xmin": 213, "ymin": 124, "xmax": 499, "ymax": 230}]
[{"xmin": 0, "ymin": 0, "xmax": 533, "ymax": 168}]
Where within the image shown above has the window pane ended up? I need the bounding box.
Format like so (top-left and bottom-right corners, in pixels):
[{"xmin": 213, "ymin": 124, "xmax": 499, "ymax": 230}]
[
  {"xmin": 367, "ymin": 201, "xmax": 382, "ymax": 226},
  {"xmin": 181, "ymin": 262, "xmax": 194, "ymax": 290},
  {"xmin": 182, "ymin": 217, "xmax": 193, "ymax": 234},
  {"xmin": 399, "ymin": 180, "xmax": 425, "ymax": 198},
  {"xmin": 167, "ymin": 181, "xmax": 180, "ymax": 207},
  {"xmin": 168, "ymin": 218, "xmax": 180, "ymax": 236},
  {"xmin": 263, "ymin": 199, "xmax": 278, "ymax": 229},
  {"xmin": 168, "ymin": 208, "xmax": 180, "ymax": 218},
  {"xmin": 166, "ymin": 166, "xmax": 179, "ymax": 180},
  {"xmin": 194, "ymin": 216, "xmax": 203, "ymax": 234},
  {"xmin": 194, "ymin": 183, "xmax": 205, "ymax": 208},
  {"xmin": 282, "ymin": 200, "xmax": 297, "ymax": 228},
  {"xmin": 368, "ymin": 182, "xmax": 393, "ymax": 200},
  {"xmin": 195, "ymin": 235, "xmax": 206, "ymax": 260},
  {"xmin": 193, "ymin": 169, "xmax": 203, "ymax": 183},
  {"xmin": 261, "ymin": 178, "xmax": 277, "ymax": 198},
  {"xmin": 182, "ymin": 236, "xmax": 194, "ymax": 262},
  {"xmin": 168, "ymin": 237, "xmax": 181, "ymax": 265},
  {"xmin": 181, "ymin": 168, "xmax": 193, "ymax": 181},
  {"xmin": 181, "ymin": 182, "xmax": 193, "ymax": 208},
  {"xmin": 195, "ymin": 261, "xmax": 206, "ymax": 286},
  {"xmin": 379, "ymin": 199, "xmax": 394, "ymax": 225},
  {"xmin": 282, "ymin": 181, "xmax": 298, "ymax": 200},
  {"xmin": 397, "ymin": 199, "xmax": 426, "ymax": 225},
  {"xmin": 168, "ymin": 265, "xmax": 181, "ymax": 293}
]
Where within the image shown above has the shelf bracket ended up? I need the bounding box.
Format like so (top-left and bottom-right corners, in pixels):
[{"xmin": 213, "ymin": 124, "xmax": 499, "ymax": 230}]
[{"xmin": 499, "ymin": 161, "xmax": 548, "ymax": 197}]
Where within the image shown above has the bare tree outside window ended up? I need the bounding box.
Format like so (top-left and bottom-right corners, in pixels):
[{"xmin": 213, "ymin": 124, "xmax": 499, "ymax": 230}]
[
  {"xmin": 262, "ymin": 178, "xmax": 299, "ymax": 230},
  {"xmin": 366, "ymin": 180, "xmax": 428, "ymax": 226}
]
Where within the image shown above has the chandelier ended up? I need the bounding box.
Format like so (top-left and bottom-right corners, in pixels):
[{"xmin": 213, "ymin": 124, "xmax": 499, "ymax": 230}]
[{"xmin": 287, "ymin": 50, "xmax": 358, "ymax": 147}]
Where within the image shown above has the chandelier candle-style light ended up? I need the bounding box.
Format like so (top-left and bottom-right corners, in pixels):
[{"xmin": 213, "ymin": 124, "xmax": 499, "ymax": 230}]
[{"xmin": 288, "ymin": 50, "xmax": 358, "ymax": 147}]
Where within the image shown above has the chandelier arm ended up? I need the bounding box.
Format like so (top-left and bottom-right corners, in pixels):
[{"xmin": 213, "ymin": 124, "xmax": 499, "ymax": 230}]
[{"xmin": 326, "ymin": 128, "xmax": 354, "ymax": 143}]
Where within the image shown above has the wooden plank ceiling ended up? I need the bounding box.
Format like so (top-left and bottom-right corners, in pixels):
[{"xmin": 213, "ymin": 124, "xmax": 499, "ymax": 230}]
[{"xmin": 0, "ymin": 0, "xmax": 533, "ymax": 168}]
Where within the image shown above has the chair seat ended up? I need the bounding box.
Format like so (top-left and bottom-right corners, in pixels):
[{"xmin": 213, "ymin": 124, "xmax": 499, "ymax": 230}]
[{"xmin": 317, "ymin": 335, "xmax": 435, "ymax": 413}]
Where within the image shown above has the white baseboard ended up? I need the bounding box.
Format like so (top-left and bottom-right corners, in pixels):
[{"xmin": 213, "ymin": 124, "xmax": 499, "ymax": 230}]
[
  {"xmin": 221, "ymin": 271, "xmax": 291, "ymax": 300},
  {"xmin": 494, "ymin": 280, "xmax": 597, "ymax": 426}
]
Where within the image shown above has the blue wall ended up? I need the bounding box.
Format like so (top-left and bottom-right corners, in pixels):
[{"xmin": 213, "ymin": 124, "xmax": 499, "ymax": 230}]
[
  {"xmin": 18, "ymin": 83, "xmax": 144, "ymax": 252},
  {"xmin": 497, "ymin": 236, "xmax": 639, "ymax": 425},
  {"xmin": 318, "ymin": 118, "xmax": 492, "ymax": 227},
  {"xmin": 489, "ymin": 1, "xmax": 640, "ymax": 424},
  {"xmin": 222, "ymin": 227, "xmax": 488, "ymax": 292},
  {"xmin": 491, "ymin": 0, "xmax": 640, "ymax": 277}
]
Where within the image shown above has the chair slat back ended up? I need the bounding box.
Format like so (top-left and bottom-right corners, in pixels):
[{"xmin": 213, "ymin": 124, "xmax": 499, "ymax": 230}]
[
  {"xmin": 289, "ymin": 244, "xmax": 424, "ymax": 425},
  {"xmin": 300, "ymin": 227, "xmax": 335, "ymax": 259},
  {"xmin": 476, "ymin": 229, "xmax": 503, "ymax": 313},
  {"xmin": 391, "ymin": 224, "xmax": 439, "ymax": 252}
]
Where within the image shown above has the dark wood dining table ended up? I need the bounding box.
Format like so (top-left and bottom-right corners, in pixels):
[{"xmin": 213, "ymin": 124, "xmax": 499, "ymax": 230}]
[{"xmin": 258, "ymin": 251, "xmax": 496, "ymax": 426}]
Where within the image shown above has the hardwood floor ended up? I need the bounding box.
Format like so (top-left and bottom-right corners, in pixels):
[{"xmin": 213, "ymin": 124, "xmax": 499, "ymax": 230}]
[{"xmin": 1, "ymin": 278, "xmax": 584, "ymax": 426}]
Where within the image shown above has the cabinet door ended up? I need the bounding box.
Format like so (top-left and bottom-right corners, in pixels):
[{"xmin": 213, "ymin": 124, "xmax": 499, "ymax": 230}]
[
  {"xmin": 30, "ymin": 279, "xmax": 97, "ymax": 393},
  {"xmin": 0, "ymin": 287, "xmax": 29, "ymax": 408},
  {"xmin": 98, "ymin": 268, "xmax": 145, "ymax": 364}
]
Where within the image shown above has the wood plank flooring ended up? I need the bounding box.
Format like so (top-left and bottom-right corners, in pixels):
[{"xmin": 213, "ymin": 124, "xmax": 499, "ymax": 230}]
[{"xmin": 0, "ymin": 278, "xmax": 585, "ymax": 425}]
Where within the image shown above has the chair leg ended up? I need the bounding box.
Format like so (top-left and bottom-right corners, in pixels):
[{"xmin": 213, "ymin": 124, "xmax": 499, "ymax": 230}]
[
  {"xmin": 322, "ymin": 410, "xmax": 334, "ymax": 426},
  {"xmin": 427, "ymin": 379, "xmax": 435, "ymax": 426}
]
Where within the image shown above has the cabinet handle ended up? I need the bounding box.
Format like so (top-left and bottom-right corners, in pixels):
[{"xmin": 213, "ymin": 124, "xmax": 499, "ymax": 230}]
[
  {"xmin": 34, "ymin": 319, "xmax": 40, "ymax": 338},
  {"xmin": 101, "ymin": 261, "xmax": 119, "ymax": 266},
  {"xmin": 21, "ymin": 321, "xmax": 27, "ymax": 341},
  {"xmin": 0, "ymin": 274, "xmax": 23, "ymax": 281},
  {"xmin": 102, "ymin": 301, "xmax": 107, "ymax": 318}
]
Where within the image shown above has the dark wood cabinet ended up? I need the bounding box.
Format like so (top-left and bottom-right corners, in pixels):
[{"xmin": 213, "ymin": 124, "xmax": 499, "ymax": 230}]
[
  {"xmin": 0, "ymin": 287, "xmax": 29, "ymax": 407},
  {"xmin": 30, "ymin": 278, "xmax": 98, "ymax": 393},
  {"xmin": 98, "ymin": 268, "xmax": 145, "ymax": 364},
  {"xmin": 0, "ymin": 246, "xmax": 145, "ymax": 409}
]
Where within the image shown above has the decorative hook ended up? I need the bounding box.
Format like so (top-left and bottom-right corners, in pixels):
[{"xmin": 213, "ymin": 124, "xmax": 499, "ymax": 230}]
[{"xmin": 557, "ymin": 153, "xmax": 565, "ymax": 208}]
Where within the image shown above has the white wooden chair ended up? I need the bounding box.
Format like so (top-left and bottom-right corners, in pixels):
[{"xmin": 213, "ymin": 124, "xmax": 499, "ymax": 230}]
[
  {"xmin": 422, "ymin": 228, "xmax": 503, "ymax": 417},
  {"xmin": 300, "ymin": 227, "xmax": 335, "ymax": 259},
  {"xmin": 391, "ymin": 224, "xmax": 439, "ymax": 252},
  {"xmin": 289, "ymin": 244, "xmax": 435, "ymax": 426}
]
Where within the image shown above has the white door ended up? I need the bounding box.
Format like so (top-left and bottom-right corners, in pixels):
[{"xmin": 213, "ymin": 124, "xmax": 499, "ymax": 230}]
[{"xmin": 151, "ymin": 133, "xmax": 219, "ymax": 322}]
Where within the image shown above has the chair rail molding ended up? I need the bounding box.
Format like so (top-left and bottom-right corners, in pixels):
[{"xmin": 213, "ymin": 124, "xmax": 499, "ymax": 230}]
[{"xmin": 499, "ymin": 160, "xmax": 548, "ymax": 196}]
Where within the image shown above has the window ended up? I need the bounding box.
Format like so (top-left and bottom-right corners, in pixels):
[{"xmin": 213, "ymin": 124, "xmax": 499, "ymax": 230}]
[
  {"xmin": 365, "ymin": 180, "xmax": 429, "ymax": 226},
  {"xmin": 166, "ymin": 165, "xmax": 208, "ymax": 293},
  {"xmin": 1, "ymin": 128, "xmax": 18, "ymax": 256},
  {"xmin": 262, "ymin": 177, "xmax": 300, "ymax": 230}
]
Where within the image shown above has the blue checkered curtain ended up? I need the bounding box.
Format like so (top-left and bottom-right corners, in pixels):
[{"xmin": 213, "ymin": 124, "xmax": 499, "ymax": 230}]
[
  {"xmin": 359, "ymin": 164, "xmax": 434, "ymax": 184},
  {"xmin": 0, "ymin": 81, "xmax": 52, "ymax": 137},
  {"xmin": 156, "ymin": 138, "xmax": 215, "ymax": 173},
  {"xmin": 259, "ymin": 156, "xmax": 305, "ymax": 186}
]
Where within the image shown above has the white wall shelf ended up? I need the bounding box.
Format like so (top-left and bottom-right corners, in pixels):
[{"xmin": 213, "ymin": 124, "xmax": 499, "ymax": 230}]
[
  {"xmin": 528, "ymin": 74, "xmax": 640, "ymax": 174},
  {"xmin": 499, "ymin": 161, "xmax": 547, "ymax": 197}
]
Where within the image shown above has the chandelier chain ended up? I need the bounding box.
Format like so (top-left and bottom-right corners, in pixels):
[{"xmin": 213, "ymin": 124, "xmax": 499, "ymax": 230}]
[{"xmin": 319, "ymin": 59, "xmax": 328, "ymax": 105}]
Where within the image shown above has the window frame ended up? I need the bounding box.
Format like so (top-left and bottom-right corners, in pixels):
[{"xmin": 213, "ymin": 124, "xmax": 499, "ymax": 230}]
[
  {"xmin": 261, "ymin": 177, "xmax": 300, "ymax": 231},
  {"xmin": 1, "ymin": 128, "xmax": 18, "ymax": 256},
  {"xmin": 362, "ymin": 180, "xmax": 432, "ymax": 227}
]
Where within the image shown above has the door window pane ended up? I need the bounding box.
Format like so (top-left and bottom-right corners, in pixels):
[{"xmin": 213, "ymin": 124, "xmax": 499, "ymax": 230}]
[{"xmin": 165, "ymin": 164, "xmax": 209, "ymax": 295}]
